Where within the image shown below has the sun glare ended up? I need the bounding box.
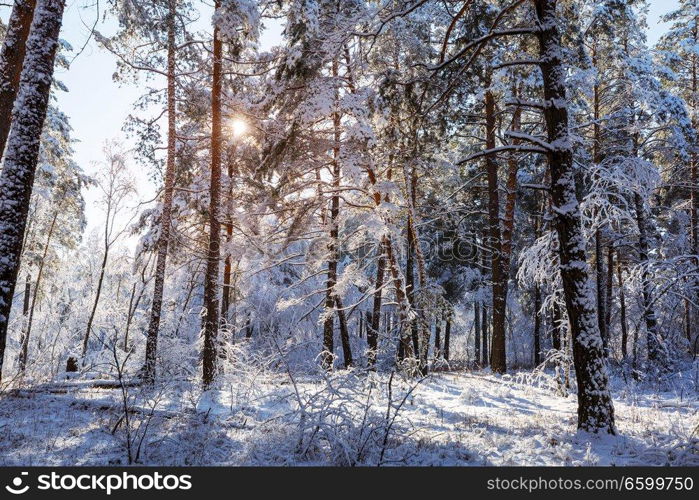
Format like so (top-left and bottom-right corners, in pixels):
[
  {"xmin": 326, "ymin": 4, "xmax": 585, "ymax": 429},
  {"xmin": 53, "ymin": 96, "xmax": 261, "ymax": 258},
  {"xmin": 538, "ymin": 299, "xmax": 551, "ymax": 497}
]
[{"xmin": 229, "ymin": 118, "xmax": 248, "ymax": 137}]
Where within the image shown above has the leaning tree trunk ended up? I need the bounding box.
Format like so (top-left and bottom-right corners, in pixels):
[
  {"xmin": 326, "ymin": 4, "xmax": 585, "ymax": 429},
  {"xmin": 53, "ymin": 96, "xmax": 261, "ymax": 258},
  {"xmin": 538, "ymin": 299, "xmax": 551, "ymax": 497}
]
[
  {"xmin": 202, "ymin": 0, "xmax": 223, "ymax": 387},
  {"xmin": 535, "ymin": 0, "xmax": 615, "ymax": 433},
  {"xmin": 143, "ymin": 0, "xmax": 177, "ymax": 384},
  {"xmin": 0, "ymin": 0, "xmax": 37, "ymax": 161},
  {"xmin": 83, "ymin": 241, "xmax": 109, "ymax": 358},
  {"xmin": 0, "ymin": 0, "xmax": 66, "ymax": 382},
  {"xmin": 484, "ymin": 89, "xmax": 507, "ymax": 374}
]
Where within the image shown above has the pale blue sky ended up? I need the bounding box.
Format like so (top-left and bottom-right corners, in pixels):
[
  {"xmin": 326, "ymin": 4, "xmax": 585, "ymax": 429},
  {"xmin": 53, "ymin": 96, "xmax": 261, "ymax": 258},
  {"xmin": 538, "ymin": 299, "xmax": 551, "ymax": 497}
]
[{"xmin": 0, "ymin": 0, "xmax": 682, "ymax": 234}]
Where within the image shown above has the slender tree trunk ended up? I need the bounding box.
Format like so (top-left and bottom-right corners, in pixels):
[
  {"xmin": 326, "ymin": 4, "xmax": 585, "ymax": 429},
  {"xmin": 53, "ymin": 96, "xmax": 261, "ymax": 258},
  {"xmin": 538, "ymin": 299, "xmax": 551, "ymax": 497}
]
[
  {"xmin": 368, "ymin": 241, "xmax": 386, "ymax": 368},
  {"xmin": 533, "ymin": 211, "xmax": 542, "ymax": 366},
  {"xmin": 604, "ymin": 246, "xmax": 614, "ymax": 341},
  {"xmin": 220, "ymin": 145, "xmax": 237, "ymax": 326},
  {"xmin": 385, "ymin": 238, "xmax": 412, "ymax": 362},
  {"xmin": 18, "ymin": 276, "xmax": 30, "ymax": 370},
  {"xmin": 551, "ymin": 300, "xmax": 562, "ymax": 351},
  {"xmin": 321, "ymin": 58, "xmax": 352, "ymax": 369},
  {"xmin": 335, "ymin": 296, "xmax": 352, "ymax": 368},
  {"xmin": 482, "ymin": 303, "xmax": 489, "ymax": 367},
  {"xmin": 618, "ymin": 261, "xmax": 628, "ymax": 359},
  {"xmin": 83, "ymin": 246, "xmax": 108, "ymax": 358},
  {"xmin": 143, "ymin": 0, "xmax": 177, "ymax": 384},
  {"xmin": 634, "ymin": 193, "xmax": 664, "ymax": 369},
  {"xmin": 0, "ymin": 0, "xmax": 66, "ymax": 382},
  {"xmin": 592, "ymin": 46, "xmax": 608, "ymax": 356},
  {"xmin": 474, "ymin": 301, "xmax": 481, "ymax": 365},
  {"xmin": 19, "ymin": 206, "xmax": 58, "ymax": 370},
  {"xmin": 535, "ymin": 0, "xmax": 615, "ymax": 433},
  {"xmin": 444, "ymin": 314, "xmax": 451, "ymax": 361},
  {"xmin": 405, "ymin": 164, "xmax": 429, "ymax": 374},
  {"xmin": 595, "ymin": 230, "xmax": 608, "ymax": 354},
  {"xmin": 202, "ymin": 0, "xmax": 223, "ymax": 387},
  {"xmin": 533, "ymin": 284, "xmax": 542, "ymax": 366},
  {"xmin": 0, "ymin": 0, "xmax": 37, "ymax": 161},
  {"xmin": 484, "ymin": 89, "xmax": 506, "ymax": 374},
  {"xmin": 434, "ymin": 311, "xmax": 441, "ymax": 359},
  {"xmin": 691, "ymin": 44, "xmax": 699, "ymax": 350}
]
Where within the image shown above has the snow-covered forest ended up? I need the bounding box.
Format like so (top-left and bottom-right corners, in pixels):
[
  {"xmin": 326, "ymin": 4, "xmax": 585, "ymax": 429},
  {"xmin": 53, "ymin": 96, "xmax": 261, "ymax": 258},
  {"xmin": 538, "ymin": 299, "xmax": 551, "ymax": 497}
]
[{"xmin": 0, "ymin": 0, "xmax": 697, "ymax": 466}]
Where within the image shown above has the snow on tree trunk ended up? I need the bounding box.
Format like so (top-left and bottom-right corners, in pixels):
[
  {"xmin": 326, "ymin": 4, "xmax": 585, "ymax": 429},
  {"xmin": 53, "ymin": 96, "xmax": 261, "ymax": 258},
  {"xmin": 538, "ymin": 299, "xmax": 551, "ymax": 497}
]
[
  {"xmin": 0, "ymin": 0, "xmax": 65, "ymax": 382},
  {"xmin": 0, "ymin": 0, "xmax": 37, "ymax": 161},
  {"xmin": 144, "ymin": 0, "xmax": 177, "ymax": 384},
  {"xmin": 534, "ymin": 0, "xmax": 615, "ymax": 433}
]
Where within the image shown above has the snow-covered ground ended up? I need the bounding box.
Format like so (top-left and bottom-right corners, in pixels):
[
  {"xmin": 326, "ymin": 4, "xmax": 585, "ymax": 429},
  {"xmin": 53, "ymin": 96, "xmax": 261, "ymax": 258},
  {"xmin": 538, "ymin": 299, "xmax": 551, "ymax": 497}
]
[{"xmin": 0, "ymin": 365, "xmax": 697, "ymax": 466}]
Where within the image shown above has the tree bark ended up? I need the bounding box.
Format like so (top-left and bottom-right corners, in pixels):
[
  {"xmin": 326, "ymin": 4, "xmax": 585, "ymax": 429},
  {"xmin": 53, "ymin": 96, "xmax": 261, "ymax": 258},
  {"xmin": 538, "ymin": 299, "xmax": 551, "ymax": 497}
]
[
  {"xmin": 0, "ymin": 0, "xmax": 66, "ymax": 382},
  {"xmin": 484, "ymin": 89, "xmax": 507, "ymax": 374},
  {"xmin": 202, "ymin": 0, "xmax": 223, "ymax": 387},
  {"xmin": 0, "ymin": 0, "xmax": 37, "ymax": 161},
  {"xmin": 535, "ymin": 0, "xmax": 615, "ymax": 433},
  {"xmin": 144, "ymin": 0, "xmax": 177, "ymax": 384}
]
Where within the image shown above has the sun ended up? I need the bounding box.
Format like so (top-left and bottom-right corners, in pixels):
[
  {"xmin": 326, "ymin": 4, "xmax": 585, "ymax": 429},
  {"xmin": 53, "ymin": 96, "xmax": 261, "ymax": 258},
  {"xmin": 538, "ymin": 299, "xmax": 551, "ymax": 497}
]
[{"xmin": 229, "ymin": 118, "xmax": 248, "ymax": 137}]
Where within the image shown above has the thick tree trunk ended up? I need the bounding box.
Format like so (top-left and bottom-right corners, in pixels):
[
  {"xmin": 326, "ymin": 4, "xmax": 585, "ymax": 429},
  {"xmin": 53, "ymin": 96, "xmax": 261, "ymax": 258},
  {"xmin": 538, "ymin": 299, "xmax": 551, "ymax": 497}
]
[
  {"xmin": 202, "ymin": 0, "xmax": 223, "ymax": 387},
  {"xmin": 535, "ymin": 0, "xmax": 615, "ymax": 433},
  {"xmin": 144, "ymin": 0, "xmax": 177, "ymax": 384},
  {"xmin": 0, "ymin": 0, "xmax": 37, "ymax": 161},
  {"xmin": 0, "ymin": 0, "xmax": 66, "ymax": 382},
  {"xmin": 484, "ymin": 89, "xmax": 507, "ymax": 374}
]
